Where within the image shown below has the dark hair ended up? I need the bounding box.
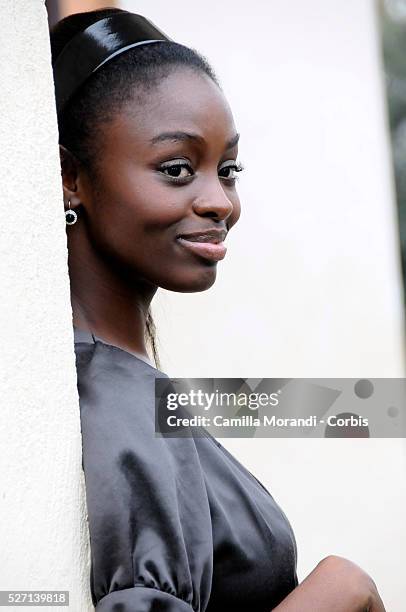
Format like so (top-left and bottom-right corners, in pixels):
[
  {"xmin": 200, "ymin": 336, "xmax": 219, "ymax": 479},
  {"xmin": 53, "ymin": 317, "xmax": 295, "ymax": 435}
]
[{"xmin": 50, "ymin": 7, "xmax": 219, "ymax": 368}]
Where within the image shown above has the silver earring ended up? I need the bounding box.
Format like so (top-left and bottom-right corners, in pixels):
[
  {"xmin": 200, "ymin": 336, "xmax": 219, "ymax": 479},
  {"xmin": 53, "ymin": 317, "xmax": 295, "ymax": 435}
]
[{"xmin": 65, "ymin": 199, "xmax": 78, "ymax": 225}]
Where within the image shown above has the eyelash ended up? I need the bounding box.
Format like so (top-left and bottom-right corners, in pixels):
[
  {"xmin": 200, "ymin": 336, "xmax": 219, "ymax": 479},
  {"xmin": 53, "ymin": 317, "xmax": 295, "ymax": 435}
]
[{"xmin": 158, "ymin": 160, "xmax": 245, "ymax": 185}]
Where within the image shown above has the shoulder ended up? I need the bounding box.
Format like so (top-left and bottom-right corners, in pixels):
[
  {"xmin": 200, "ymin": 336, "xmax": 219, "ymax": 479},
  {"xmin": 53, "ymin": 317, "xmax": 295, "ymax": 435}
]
[
  {"xmin": 74, "ymin": 338, "xmax": 171, "ymax": 441},
  {"xmin": 74, "ymin": 335, "xmax": 168, "ymax": 387}
]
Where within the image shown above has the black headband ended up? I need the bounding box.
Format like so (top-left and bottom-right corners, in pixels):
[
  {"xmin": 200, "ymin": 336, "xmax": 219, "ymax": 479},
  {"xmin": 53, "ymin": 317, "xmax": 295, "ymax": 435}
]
[{"xmin": 53, "ymin": 12, "xmax": 172, "ymax": 117}]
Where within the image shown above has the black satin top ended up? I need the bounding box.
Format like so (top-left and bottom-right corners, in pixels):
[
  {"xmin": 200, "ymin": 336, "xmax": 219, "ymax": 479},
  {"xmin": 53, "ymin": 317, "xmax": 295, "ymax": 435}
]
[{"xmin": 74, "ymin": 327, "xmax": 298, "ymax": 611}]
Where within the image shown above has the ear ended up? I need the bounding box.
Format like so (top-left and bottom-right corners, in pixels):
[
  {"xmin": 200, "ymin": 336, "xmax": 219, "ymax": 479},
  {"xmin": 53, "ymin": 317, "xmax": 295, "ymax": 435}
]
[{"xmin": 59, "ymin": 144, "xmax": 83, "ymax": 209}]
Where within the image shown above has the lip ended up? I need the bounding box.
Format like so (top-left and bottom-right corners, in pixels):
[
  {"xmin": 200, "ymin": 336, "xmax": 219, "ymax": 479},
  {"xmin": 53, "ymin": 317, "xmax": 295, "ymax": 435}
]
[
  {"xmin": 177, "ymin": 238, "xmax": 227, "ymax": 262},
  {"xmin": 176, "ymin": 228, "xmax": 228, "ymax": 243},
  {"xmin": 176, "ymin": 228, "xmax": 228, "ymax": 262}
]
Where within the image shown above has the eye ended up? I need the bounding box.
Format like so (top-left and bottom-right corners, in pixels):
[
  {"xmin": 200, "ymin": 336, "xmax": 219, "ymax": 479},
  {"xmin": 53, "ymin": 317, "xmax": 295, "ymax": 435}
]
[
  {"xmin": 158, "ymin": 159, "xmax": 194, "ymax": 184},
  {"xmin": 218, "ymin": 160, "xmax": 244, "ymax": 183}
]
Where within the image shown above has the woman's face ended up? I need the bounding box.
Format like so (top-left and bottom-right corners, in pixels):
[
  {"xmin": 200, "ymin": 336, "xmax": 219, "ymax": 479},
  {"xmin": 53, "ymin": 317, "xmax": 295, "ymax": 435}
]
[{"xmin": 75, "ymin": 67, "xmax": 241, "ymax": 292}]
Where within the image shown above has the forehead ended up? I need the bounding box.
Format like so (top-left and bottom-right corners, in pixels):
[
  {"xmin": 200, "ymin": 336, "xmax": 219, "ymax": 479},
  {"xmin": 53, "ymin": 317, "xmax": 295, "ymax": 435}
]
[{"xmin": 108, "ymin": 68, "xmax": 237, "ymax": 148}]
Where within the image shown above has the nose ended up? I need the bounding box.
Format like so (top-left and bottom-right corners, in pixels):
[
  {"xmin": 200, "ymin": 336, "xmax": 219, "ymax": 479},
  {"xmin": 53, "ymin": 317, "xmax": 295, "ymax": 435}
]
[{"xmin": 191, "ymin": 180, "xmax": 234, "ymax": 222}]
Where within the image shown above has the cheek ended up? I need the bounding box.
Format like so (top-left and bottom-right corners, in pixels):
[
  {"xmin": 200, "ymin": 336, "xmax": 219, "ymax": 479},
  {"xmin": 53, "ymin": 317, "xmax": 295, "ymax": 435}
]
[
  {"xmin": 87, "ymin": 173, "xmax": 188, "ymax": 264},
  {"xmin": 92, "ymin": 168, "xmax": 184, "ymax": 233}
]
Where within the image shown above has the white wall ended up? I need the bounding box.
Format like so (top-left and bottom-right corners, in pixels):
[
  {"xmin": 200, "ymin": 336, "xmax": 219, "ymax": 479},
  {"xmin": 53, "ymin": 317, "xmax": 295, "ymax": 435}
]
[
  {"xmin": 118, "ymin": 1, "xmax": 406, "ymax": 609},
  {"xmin": 0, "ymin": 1, "xmax": 92, "ymax": 609}
]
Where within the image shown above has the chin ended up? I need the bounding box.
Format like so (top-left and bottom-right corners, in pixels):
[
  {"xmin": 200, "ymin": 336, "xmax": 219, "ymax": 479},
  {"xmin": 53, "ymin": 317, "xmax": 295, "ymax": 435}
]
[{"xmin": 160, "ymin": 266, "xmax": 218, "ymax": 293}]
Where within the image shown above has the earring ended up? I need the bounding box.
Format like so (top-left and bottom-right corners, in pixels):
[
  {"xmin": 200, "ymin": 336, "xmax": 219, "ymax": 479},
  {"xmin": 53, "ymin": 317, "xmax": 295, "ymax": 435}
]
[{"xmin": 65, "ymin": 199, "xmax": 78, "ymax": 225}]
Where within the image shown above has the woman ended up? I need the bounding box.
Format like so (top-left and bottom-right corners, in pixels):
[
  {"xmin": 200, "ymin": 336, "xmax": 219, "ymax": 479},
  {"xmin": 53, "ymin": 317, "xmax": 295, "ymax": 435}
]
[{"xmin": 51, "ymin": 8, "xmax": 386, "ymax": 611}]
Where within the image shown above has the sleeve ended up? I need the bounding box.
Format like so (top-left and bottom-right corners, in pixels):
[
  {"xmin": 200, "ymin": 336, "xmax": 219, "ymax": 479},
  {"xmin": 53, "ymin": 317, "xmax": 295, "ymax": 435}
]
[
  {"xmin": 95, "ymin": 587, "xmax": 196, "ymax": 611},
  {"xmin": 76, "ymin": 342, "xmax": 214, "ymax": 612}
]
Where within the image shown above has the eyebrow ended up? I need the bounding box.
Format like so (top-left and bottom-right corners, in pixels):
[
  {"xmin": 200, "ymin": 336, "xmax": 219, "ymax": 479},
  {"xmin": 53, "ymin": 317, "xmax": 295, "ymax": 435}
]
[{"xmin": 149, "ymin": 131, "xmax": 240, "ymax": 150}]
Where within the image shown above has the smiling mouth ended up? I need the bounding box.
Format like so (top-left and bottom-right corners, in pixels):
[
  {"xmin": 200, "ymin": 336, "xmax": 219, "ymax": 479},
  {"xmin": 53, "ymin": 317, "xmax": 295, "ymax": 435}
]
[{"xmin": 176, "ymin": 229, "xmax": 228, "ymax": 262}]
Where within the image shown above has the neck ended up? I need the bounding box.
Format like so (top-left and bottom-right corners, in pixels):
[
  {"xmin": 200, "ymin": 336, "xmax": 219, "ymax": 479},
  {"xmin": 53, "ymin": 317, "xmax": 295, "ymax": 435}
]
[{"xmin": 67, "ymin": 226, "xmax": 158, "ymax": 361}]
